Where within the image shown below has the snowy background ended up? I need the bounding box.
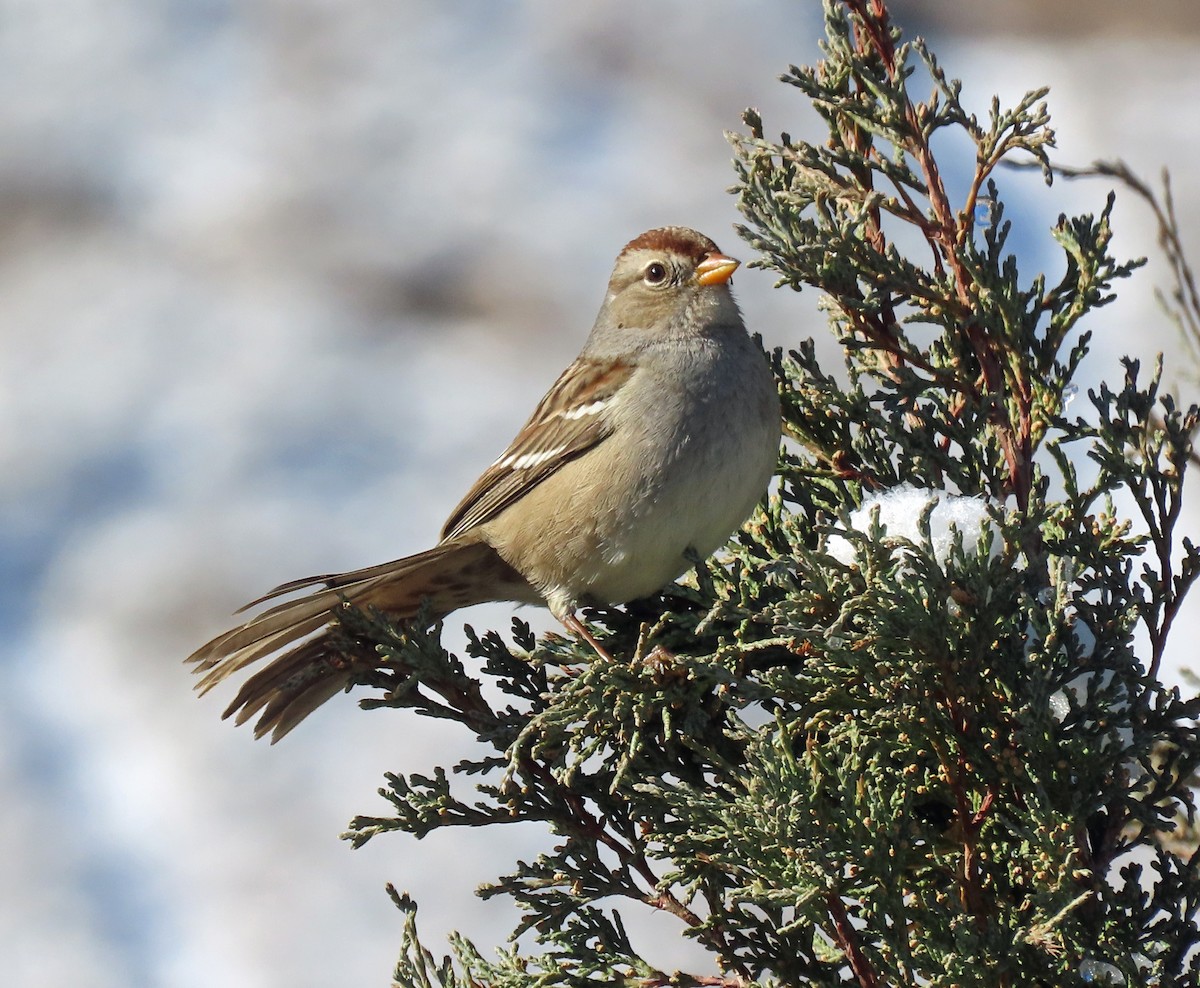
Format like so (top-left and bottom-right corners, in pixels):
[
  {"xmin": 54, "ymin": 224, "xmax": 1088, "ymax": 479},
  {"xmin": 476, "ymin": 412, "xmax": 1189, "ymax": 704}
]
[{"xmin": 3, "ymin": 2, "xmax": 1199, "ymax": 985}]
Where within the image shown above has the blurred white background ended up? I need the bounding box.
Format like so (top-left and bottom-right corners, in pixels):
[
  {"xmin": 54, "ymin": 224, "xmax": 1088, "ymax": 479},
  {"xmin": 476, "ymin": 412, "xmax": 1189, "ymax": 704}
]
[{"xmin": 2, "ymin": 2, "xmax": 1198, "ymax": 985}]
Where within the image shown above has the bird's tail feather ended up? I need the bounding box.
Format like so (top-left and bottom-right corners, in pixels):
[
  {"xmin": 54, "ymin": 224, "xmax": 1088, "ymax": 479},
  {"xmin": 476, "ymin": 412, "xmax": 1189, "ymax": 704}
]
[{"xmin": 186, "ymin": 540, "xmax": 532, "ymax": 742}]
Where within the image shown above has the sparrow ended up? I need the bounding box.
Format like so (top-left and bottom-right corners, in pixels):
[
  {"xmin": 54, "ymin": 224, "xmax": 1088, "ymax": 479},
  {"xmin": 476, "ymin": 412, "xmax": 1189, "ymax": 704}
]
[{"xmin": 188, "ymin": 226, "xmax": 781, "ymax": 741}]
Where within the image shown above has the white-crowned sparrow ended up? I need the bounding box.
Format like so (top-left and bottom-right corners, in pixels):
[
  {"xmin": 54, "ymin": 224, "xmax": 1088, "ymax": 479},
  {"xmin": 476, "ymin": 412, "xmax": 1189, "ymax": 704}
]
[{"xmin": 189, "ymin": 226, "xmax": 781, "ymax": 740}]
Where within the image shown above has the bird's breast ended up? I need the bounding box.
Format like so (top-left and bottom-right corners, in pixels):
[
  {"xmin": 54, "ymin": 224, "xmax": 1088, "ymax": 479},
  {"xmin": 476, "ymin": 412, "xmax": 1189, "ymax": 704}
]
[{"xmin": 482, "ymin": 334, "xmax": 779, "ymax": 612}]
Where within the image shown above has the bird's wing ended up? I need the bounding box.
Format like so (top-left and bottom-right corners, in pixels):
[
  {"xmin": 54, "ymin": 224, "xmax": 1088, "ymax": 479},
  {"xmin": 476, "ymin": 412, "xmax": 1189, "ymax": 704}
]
[{"xmin": 439, "ymin": 356, "xmax": 635, "ymax": 542}]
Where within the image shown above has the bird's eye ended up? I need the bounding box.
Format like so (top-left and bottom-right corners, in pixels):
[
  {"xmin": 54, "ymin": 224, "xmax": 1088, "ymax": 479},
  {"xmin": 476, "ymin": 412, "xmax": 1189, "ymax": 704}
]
[{"xmin": 643, "ymin": 261, "xmax": 668, "ymax": 285}]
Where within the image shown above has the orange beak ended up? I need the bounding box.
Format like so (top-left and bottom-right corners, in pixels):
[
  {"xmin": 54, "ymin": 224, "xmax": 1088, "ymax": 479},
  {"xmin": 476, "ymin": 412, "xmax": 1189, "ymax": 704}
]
[{"xmin": 695, "ymin": 252, "xmax": 740, "ymax": 286}]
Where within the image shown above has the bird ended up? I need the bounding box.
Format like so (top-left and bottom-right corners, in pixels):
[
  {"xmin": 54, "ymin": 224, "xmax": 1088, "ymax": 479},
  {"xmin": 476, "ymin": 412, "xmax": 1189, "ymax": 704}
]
[{"xmin": 188, "ymin": 226, "xmax": 781, "ymax": 741}]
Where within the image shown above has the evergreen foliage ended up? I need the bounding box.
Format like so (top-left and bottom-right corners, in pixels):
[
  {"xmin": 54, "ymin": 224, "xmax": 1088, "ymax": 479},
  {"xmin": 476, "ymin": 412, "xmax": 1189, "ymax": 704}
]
[{"xmin": 338, "ymin": 2, "xmax": 1200, "ymax": 983}]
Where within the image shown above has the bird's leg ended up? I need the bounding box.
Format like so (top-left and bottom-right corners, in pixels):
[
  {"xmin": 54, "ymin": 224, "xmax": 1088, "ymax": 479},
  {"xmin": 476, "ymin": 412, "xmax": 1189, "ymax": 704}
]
[{"xmin": 561, "ymin": 611, "xmax": 615, "ymax": 663}]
